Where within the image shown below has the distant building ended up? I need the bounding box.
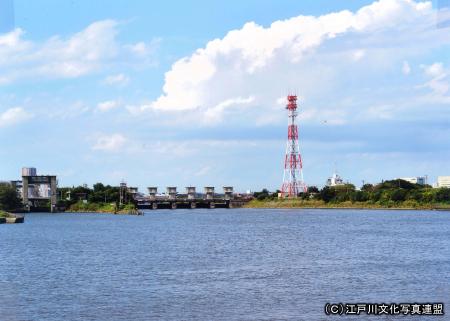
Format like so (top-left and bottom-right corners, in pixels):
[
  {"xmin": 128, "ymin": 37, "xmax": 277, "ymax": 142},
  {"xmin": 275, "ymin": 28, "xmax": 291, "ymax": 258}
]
[
  {"xmin": 326, "ymin": 172, "xmax": 345, "ymax": 187},
  {"xmin": 8, "ymin": 181, "xmax": 22, "ymax": 204},
  {"xmin": 12, "ymin": 167, "xmax": 58, "ymax": 212},
  {"xmin": 437, "ymin": 176, "xmax": 450, "ymax": 188},
  {"xmin": 127, "ymin": 187, "xmax": 144, "ymax": 200},
  {"xmin": 127, "ymin": 187, "xmax": 139, "ymax": 194},
  {"xmin": 22, "ymin": 167, "xmax": 37, "ymax": 177},
  {"xmin": 398, "ymin": 177, "xmax": 426, "ymax": 185}
]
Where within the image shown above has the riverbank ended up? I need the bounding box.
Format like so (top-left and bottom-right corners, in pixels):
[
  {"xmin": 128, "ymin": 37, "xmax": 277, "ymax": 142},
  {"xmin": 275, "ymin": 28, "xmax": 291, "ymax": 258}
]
[
  {"xmin": 245, "ymin": 199, "xmax": 450, "ymax": 210},
  {"xmin": 65, "ymin": 209, "xmax": 142, "ymax": 215},
  {"xmin": 65, "ymin": 202, "xmax": 142, "ymax": 215},
  {"xmin": 0, "ymin": 210, "xmax": 25, "ymax": 223}
]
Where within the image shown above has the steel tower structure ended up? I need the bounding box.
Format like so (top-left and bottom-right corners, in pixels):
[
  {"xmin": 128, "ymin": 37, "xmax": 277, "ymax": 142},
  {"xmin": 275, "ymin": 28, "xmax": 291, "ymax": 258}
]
[{"xmin": 281, "ymin": 95, "xmax": 307, "ymax": 197}]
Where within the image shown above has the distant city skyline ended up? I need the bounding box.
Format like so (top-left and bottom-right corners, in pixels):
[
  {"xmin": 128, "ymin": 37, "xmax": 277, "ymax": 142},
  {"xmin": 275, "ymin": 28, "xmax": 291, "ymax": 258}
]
[{"xmin": 0, "ymin": 0, "xmax": 449, "ymax": 192}]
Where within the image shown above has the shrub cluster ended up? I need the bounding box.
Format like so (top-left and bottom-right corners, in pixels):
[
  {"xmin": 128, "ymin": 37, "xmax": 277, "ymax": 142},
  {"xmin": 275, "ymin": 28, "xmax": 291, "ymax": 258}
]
[
  {"xmin": 57, "ymin": 183, "xmax": 135, "ymax": 209},
  {"xmin": 0, "ymin": 183, "xmax": 22, "ymax": 211},
  {"xmin": 254, "ymin": 179, "xmax": 450, "ymax": 206}
]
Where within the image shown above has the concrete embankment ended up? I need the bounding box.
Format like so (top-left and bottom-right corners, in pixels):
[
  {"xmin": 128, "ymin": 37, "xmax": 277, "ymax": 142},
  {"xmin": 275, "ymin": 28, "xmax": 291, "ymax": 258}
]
[{"xmin": 0, "ymin": 213, "xmax": 25, "ymax": 224}]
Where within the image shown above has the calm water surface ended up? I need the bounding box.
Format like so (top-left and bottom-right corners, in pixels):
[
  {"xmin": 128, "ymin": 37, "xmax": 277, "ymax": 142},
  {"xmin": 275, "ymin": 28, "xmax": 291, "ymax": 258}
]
[{"xmin": 1, "ymin": 209, "xmax": 449, "ymax": 321}]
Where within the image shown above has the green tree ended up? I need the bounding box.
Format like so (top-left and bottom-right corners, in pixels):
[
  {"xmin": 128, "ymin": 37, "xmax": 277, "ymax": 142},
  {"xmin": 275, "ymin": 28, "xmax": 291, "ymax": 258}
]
[
  {"xmin": 407, "ymin": 190, "xmax": 423, "ymax": 202},
  {"xmin": 254, "ymin": 188, "xmax": 270, "ymax": 200},
  {"xmin": 371, "ymin": 190, "xmax": 382, "ymax": 202},
  {"xmin": 351, "ymin": 190, "xmax": 369, "ymax": 202},
  {"xmin": 93, "ymin": 183, "xmax": 105, "ymax": 193},
  {"xmin": 0, "ymin": 183, "xmax": 22, "ymax": 211},
  {"xmin": 434, "ymin": 188, "xmax": 450, "ymax": 203},
  {"xmin": 361, "ymin": 184, "xmax": 374, "ymax": 192},
  {"xmin": 320, "ymin": 186, "xmax": 335, "ymax": 203},
  {"xmin": 390, "ymin": 189, "xmax": 407, "ymax": 202},
  {"xmin": 377, "ymin": 179, "xmax": 418, "ymax": 191},
  {"xmin": 334, "ymin": 184, "xmax": 356, "ymax": 202},
  {"xmin": 421, "ymin": 190, "xmax": 434, "ymax": 203}
]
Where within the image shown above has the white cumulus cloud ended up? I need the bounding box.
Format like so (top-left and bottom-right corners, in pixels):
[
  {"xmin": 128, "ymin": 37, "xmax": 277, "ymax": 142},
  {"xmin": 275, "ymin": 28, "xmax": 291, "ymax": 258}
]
[
  {"xmin": 92, "ymin": 133, "xmax": 127, "ymax": 152},
  {"xmin": 421, "ymin": 62, "xmax": 449, "ymax": 96},
  {"xmin": 204, "ymin": 96, "xmax": 255, "ymax": 123},
  {"xmin": 0, "ymin": 20, "xmax": 158, "ymax": 84},
  {"xmin": 103, "ymin": 73, "xmax": 130, "ymax": 87},
  {"xmin": 0, "ymin": 107, "xmax": 32, "ymax": 127},
  {"xmin": 146, "ymin": 0, "xmax": 446, "ymax": 125},
  {"xmin": 127, "ymin": 41, "xmax": 159, "ymax": 57},
  {"xmin": 423, "ymin": 62, "xmax": 446, "ymax": 79},
  {"xmin": 97, "ymin": 100, "xmax": 121, "ymax": 112}
]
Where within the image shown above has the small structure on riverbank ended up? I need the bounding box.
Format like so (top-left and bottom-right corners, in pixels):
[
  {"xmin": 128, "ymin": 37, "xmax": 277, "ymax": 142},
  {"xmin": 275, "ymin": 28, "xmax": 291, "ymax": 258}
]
[
  {"xmin": 326, "ymin": 172, "xmax": 345, "ymax": 187},
  {"xmin": 0, "ymin": 211, "xmax": 24, "ymax": 224}
]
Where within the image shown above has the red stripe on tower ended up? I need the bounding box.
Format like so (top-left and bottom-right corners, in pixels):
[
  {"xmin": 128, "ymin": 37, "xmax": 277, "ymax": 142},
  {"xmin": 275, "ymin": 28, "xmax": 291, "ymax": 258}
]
[{"xmin": 281, "ymin": 95, "xmax": 307, "ymax": 197}]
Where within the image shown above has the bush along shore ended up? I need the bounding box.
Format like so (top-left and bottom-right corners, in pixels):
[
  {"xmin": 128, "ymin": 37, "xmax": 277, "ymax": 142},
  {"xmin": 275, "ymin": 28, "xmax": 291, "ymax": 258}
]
[
  {"xmin": 57, "ymin": 183, "xmax": 142, "ymax": 215},
  {"xmin": 246, "ymin": 179, "xmax": 450, "ymax": 210},
  {"xmin": 0, "ymin": 183, "xmax": 25, "ymax": 223},
  {"xmin": 65, "ymin": 202, "xmax": 142, "ymax": 215},
  {"xmin": 245, "ymin": 199, "xmax": 450, "ymax": 210},
  {"xmin": 0, "ymin": 210, "xmax": 25, "ymax": 224}
]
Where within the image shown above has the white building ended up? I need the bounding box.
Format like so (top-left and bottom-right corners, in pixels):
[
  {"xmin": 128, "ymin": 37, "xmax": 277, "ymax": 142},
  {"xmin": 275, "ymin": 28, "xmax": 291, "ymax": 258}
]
[
  {"xmin": 398, "ymin": 177, "xmax": 426, "ymax": 185},
  {"xmin": 437, "ymin": 176, "xmax": 450, "ymax": 188},
  {"xmin": 326, "ymin": 172, "xmax": 345, "ymax": 187}
]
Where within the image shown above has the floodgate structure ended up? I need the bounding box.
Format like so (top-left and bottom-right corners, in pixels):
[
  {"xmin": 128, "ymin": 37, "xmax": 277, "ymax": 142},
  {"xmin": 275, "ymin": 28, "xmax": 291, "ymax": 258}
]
[{"xmin": 135, "ymin": 186, "xmax": 249, "ymax": 210}]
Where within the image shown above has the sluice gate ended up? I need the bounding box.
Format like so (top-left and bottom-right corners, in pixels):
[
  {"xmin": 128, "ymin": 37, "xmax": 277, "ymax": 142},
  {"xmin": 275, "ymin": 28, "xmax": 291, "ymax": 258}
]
[
  {"xmin": 136, "ymin": 186, "xmax": 248, "ymax": 210},
  {"xmin": 136, "ymin": 199, "xmax": 247, "ymax": 210}
]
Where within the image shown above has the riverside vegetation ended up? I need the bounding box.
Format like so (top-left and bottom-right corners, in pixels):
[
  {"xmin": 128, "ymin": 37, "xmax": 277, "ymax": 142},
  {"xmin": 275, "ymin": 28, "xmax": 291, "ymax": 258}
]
[
  {"xmin": 0, "ymin": 183, "xmax": 22, "ymax": 211},
  {"xmin": 247, "ymin": 179, "xmax": 450, "ymax": 210},
  {"xmin": 0, "ymin": 210, "xmax": 11, "ymax": 218},
  {"xmin": 0, "ymin": 183, "xmax": 22, "ymax": 216},
  {"xmin": 1, "ymin": 181, "xmax": 139, "ymax": 215},
  {"xmin": 66, "ymin": 202, "xmax": 137, "ymax": 214},
  {"xmin": 58, "ymin": 183, "xmax": 139, "ymax": 214},
  {"xmin": 0, "ymin": 183, "xmax": 25, "ymax": 223}
]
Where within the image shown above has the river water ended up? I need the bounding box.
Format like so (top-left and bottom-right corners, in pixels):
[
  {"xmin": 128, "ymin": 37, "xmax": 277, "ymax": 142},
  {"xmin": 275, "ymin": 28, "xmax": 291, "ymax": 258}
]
[{"xmin": 0, "ymin": 209, "xmax": 449, "ymax": 321}]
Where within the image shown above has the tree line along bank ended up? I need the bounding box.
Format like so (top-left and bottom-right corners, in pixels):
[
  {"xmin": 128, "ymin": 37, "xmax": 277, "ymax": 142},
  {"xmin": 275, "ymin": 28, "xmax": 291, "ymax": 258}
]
[{"xmin": 251, "ymin": 179, "xmax": 450, "ymax": 209}]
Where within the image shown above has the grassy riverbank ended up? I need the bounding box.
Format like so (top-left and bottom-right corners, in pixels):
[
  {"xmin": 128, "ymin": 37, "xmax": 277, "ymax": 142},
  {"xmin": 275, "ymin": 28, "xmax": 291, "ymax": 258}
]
[
  {"xmin": 245, "ymin": 199, "xmax": 450, "ymax": 210},
  {"xmin": 249, "ymin": 179, "xmax": 450, "ymax": 210},
  {"xmin": 0, "ymin": 210, "xmax": 12, "ymax": 218},
  {"xmin": 66, "ymin": 202, "xmax": 140, "ymax": 214},
  {"xmin": 0, "ymin": 210, "xmax": 25, "ymax": 223}
]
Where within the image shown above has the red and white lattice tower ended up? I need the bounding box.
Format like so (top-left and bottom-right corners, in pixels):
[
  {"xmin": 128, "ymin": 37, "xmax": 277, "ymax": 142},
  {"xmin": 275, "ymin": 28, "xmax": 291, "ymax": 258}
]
[{"xmin": 281, "ymin": 95, "xmax": 307, "ymax": 197}]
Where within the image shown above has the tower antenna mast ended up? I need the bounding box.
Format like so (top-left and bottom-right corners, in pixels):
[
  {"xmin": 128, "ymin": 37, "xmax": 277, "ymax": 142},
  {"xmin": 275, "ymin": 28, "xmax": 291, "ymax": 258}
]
[{"xmin": 281, "ymin": 94, "xmax": 307, "ymax": 197}]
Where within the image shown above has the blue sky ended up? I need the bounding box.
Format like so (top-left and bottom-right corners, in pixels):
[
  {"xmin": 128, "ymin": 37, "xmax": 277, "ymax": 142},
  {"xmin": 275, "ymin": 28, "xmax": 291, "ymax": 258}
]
[{"xmin": 0, "ymin": 0, "xmax": 449, "ymax": 192}]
